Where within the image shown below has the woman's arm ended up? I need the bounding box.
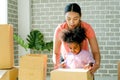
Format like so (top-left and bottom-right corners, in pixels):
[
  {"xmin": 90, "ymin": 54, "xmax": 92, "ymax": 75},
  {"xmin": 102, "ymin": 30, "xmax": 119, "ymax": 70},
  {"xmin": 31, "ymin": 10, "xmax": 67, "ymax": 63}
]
[
  {"xmin": 88, "ymin": 36, "xmax": 101, "ymax": 74},
  {"xmin": 53, "ymin": 26, "xmax": 62, "ymax": 69},
  {"xmin": 53, "ymin": 37, "xmax": 61, "ymax": 69}
]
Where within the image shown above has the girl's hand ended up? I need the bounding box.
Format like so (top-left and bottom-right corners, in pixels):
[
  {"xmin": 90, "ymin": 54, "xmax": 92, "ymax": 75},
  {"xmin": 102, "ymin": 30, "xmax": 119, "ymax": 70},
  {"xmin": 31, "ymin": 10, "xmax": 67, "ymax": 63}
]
[
  {"xmin": 59, "ymin": 62, "xmax": 66, "ymax": 68},
  {"xmin": 54, "ymin": 62, "xmax": 66, "ymax": 69},
  {"xmin": 61, "ymin": 63, "xmax": 66, "ymax": 68}
]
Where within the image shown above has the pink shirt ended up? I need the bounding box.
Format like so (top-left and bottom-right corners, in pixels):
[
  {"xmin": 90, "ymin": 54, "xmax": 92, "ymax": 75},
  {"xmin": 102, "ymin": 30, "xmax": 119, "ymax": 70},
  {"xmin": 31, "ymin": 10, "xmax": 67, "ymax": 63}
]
[
  {"xmin": 53, "ymin": 21, "xmax": 96, "ymax": 68},
  {"xmin": 64, "ymin": 50, "xmax": 95, "ymax": 69}
]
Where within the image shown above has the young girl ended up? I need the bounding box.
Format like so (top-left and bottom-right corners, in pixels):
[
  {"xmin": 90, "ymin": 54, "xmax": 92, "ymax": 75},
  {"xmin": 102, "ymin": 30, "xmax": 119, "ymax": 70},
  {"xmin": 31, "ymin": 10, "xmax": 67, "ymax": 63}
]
[{"xmin": 60, "ymin": 27, "xmax": 95, "ymax": 70}]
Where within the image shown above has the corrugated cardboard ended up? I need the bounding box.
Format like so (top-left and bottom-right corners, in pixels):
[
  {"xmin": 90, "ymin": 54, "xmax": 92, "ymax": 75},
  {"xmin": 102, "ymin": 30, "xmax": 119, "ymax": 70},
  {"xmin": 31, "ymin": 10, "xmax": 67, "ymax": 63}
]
[
  {"xmin": 19, "ymin": 54, "xmax": 47, "ymax": 80},
  {"xmin": 0, "ymin": 67, "xmax": 18, "ymax": 80},
  {"xmin": 118, "ymin": 61, "xmax": 120, "ymax": 80},
  {"xmin": 51, "ymin": 69, "xmax": 93, "ymax": 80},
  {"xmin": 0, "ymin": 24, "xmax": 14, "ymax": 69}
]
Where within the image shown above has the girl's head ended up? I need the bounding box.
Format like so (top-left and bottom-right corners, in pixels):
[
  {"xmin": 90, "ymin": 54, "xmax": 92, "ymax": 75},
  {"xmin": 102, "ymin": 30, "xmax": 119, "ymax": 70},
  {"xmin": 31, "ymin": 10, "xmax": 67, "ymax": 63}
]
[
  {"xmin": 64, "ymin": 3, "xmax": 82, "ymax": 30},
  {"xmin": 61, "ymin": 26, "xmax": 86, "ymax": 54}
]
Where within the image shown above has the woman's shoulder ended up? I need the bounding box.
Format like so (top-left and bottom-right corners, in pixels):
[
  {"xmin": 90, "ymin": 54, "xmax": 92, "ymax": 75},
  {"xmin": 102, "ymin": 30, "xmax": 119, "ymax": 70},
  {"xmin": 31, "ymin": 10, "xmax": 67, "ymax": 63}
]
[
  {"xmin": 54, "ymin": 22, "xmax": 67, "ymax": 33},
  {"xmin": 81, "ymin": 21, "xmax": 92, "ymax": 28},
  {"xmin": 81, "ymin": 21, "xmax": 95, "ymax": 38},
  {"xmin": 57, "ymin": 22, "xmax": 68, "ymax": 29},
  {"xmin": 81, "ymin": 21, "xmax": 91, "ymax": 26}
]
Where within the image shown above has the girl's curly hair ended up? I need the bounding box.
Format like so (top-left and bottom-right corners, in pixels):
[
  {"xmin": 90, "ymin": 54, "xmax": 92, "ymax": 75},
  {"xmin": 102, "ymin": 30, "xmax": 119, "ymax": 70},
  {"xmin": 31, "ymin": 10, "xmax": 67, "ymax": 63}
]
[{"xmin": 61, "ymin": 26, "xmax": 86, "ymax": 44}]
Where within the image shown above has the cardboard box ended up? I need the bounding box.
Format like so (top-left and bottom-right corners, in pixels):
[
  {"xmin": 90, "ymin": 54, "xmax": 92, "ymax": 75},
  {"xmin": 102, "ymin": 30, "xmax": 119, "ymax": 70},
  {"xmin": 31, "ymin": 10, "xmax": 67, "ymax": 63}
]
[
  {"xmin": 118, "ymin": 61, "xmax": 120, "ymax": 80},
  {"xmin": 0, "ymin": 67, "xmax": 18, "ymax": 80},
  {"xmin": 19, "ymin": 54, "xmax": 47, "ymax": 80},
  {"xmin": 51, "ymin": 69, "xmax": 93, "ymax": 80},
  {"xmin": 0, "ymin": 24, "xmax": 14, "ymax": 69}
]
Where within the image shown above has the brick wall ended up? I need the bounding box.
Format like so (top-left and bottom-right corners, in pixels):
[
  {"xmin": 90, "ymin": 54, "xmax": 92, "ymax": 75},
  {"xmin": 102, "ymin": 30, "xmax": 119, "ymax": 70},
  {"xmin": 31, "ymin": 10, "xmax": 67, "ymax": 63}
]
[
  {"xmin": 8, "ymin": 0, "xmax": 18, "ymax": 66},
  {"xmin": 31, "ymin": 0, "xmax": 120, "ymax": 76}
]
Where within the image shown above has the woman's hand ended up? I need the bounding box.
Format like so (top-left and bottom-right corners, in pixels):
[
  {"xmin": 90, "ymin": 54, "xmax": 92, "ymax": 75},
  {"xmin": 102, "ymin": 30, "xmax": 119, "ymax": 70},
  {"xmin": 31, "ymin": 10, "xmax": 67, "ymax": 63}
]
[
  {"xmin": 84, "ymin": 63, "xmax": 93, "ymax": 70},
  {"xmin": 89, "ymin": 63, "xmax": 100, "ymax": 74},
  {"xmin": 84, "ymin": 62, "xmax": 100, "ymax": 75}
]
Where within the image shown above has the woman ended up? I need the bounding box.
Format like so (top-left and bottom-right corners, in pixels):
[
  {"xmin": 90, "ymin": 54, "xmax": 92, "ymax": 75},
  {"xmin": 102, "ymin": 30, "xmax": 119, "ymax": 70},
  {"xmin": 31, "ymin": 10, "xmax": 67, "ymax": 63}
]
[{"xmin": 53, "ymin": 3, "xmax": 100, "ymax": 74}]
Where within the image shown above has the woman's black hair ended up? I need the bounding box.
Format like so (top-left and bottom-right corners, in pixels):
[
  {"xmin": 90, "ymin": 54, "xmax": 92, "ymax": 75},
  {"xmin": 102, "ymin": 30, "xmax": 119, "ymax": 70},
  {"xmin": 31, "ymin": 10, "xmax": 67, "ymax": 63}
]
[
  {"xmin": 64, "ymin": 3, "xmax": 81, "ymax": 16},
  {"xmin": 62, "ymin": 27, "xmax": 86, "ymax": 44}
]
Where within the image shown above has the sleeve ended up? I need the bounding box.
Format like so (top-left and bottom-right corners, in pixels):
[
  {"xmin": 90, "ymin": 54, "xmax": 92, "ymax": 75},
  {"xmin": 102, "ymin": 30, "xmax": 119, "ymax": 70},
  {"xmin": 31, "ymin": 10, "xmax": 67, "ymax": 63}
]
[
  {"xmin": 54, "ymin": 24, "xmax": 62, "ymax": 39},
  {"xmin": 86, "ymin": 52, "xmax": 95, "ymax": 64},
  {"xmin": 82, "ymin": 22, "xmax": 96, "ymax": 39},
  {"xmin": 82, "ymin": 50, "xmax": 95, "ymax": 65}
]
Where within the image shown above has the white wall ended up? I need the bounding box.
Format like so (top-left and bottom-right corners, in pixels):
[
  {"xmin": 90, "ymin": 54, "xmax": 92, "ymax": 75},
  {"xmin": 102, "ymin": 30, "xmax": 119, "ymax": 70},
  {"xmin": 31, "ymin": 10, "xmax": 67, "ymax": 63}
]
[
  {"xmin": 0, "ymin": 0, "xmax": 7, "ymax": 24},
  {"xmin": 18, "ymin": 0, "xmax": 31, "ymax": 56}
]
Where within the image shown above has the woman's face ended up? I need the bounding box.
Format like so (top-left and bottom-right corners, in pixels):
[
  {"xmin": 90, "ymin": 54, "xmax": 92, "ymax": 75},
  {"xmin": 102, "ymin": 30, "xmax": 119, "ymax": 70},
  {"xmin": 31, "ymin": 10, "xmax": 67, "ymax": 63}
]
[
  {"xmin": 65, "ymin": 12, "xmax": 81, "ymax": 30},
  {"xmin": 68, "ymin": 42, "xmax": 81, "ymax": 55}
]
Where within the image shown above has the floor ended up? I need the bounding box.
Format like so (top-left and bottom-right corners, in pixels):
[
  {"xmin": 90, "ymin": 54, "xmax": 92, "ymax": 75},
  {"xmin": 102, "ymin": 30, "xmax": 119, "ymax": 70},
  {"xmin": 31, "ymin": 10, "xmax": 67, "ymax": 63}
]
[{"xmin": 46, "ymin": 75, "xmax": 117, "ymax": 80}]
